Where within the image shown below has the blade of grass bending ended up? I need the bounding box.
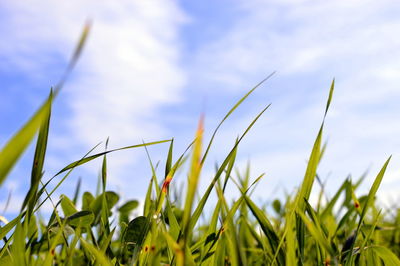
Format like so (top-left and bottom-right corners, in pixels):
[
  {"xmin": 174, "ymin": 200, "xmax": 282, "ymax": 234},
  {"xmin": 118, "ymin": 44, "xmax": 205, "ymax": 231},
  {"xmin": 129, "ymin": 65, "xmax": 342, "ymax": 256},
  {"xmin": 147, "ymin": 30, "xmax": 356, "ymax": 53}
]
[
  {"xmin": 42, "ymin": 219, "xmax": 65, "ymax": 266},
  {"xmin": 0, "ymin": 214, "xmax": 22, "ymax": 240},
  {"xmin": 295, "ymin": 79, "xmax": 334, "ymax": 260},
  {"xmin": 367, "ymin": 246, "xmax": 400, "ymax": 265},
  {"xmin": 143, "ymin": 142, "xmax": 160, "ymax": 196},
  {"xmin": 55, "ymin": 139, "xmax": 171, "ymax": 176},
  {"xmin": 164, "ymin": 231, "xmax": 184, "ymax": 266},
  {"xmin": 34, "ymin": 143, "xmax": 102, "ymax": 212},
  {"xmin": 0, "ymin": 23, "xmax": 91, "ymax": 186},
  {"xmin": 222, "ymin": 138, "xmax": 238, "ymax": 192},
  {"xmin": 165, "ymin": 196, "xmax": 181, "ymax": 240},
  {"xmin": 189, "ymin": 104, "xmax": 270, "ymax": 233},
  {"xmin": 296, "ymin": 209, "xmax": 335, "ymax": 256},
  {"xmin": 359, "ymin": 210, "xmax": 381, "ymax": 258},
  {"xmin": 10, "ymin": 220, "xmax": 25, "ymax": 266},
  {"xmin": 273, "ymin": 81, "xmax": 334, "ymax": 264},
  {"xmin": 296, "ymin": 125, "xmax": 323, "ymax": 262},
  {"xmin": 344, "ymin": 156, "xmax": 391, "ymax": 265},
  {"xmin": 217, "ymin": 186, "xmax": 242, "ymax": 266},
  {"xmin": 0, "ymin": 93, "xmax": 52, "ymax": 186},
  {"xmin": 198, "ymin": 175, "xmax": 255, "ymax": 264},
  {"xmin": 199, "ymin": 201, "xmax": 221, "ymax": 263},
  {"xmin": 21, "ymin": 90, "xmax": 53, "ymax": 220},
  {"xmin": 80, "ymin": 238, "xmax": 113, "ymax": 266},
  {"xmin": 321, "ymin": 178, "xmax": 349, "ymax": 219},
  {"xmin": 359, "ymin": 156, "xmax": 391, "ymax": 224},
  {"xmin": 201, "ymin": 72, "xmax": 275, "ymax": 165},
  {"xmin": 243, "ymin": 195, "xmax": 285, "ymax": 265}
]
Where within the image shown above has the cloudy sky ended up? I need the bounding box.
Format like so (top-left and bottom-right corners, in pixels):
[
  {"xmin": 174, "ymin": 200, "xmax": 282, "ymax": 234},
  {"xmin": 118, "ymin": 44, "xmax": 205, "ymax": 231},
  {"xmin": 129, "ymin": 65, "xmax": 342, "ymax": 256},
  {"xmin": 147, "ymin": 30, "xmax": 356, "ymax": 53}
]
[{"xmin": 1, "ymin": 0, "xmax": 400, "ymax": 216}]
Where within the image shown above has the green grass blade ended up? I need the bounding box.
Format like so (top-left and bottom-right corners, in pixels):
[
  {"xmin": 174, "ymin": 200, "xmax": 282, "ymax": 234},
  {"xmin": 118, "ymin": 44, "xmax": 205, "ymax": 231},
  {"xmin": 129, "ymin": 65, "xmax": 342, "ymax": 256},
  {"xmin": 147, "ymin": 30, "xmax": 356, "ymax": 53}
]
[
  {"xmin": 55, "ymin": 139, "xmax": 171, "ymax": 176},
  {"xmin": 368, "ymin": 246, "xmax": 400, "ymax": 265},
  {"xmin": 345, "ymin": 156, "xmax": 391, "ymax": 265},
  {"xmin": 243, "ymin": 195, "xmax": 285, "ymax": 265},
  {"xmin": 189, "ymin": 104, "xmax": 270, "ymax": 232},
  {"xmin": 0, "ymin": 94, "xmax": 52, "ymax": 186},
  {"xmin": 165, "ymin": 138, "xmax": 174, "ymax": 178},
  {"xmin": 201, "ymin": 72, "xmax": 275, "ymax": 165},
  {"xmin": 80, "ymin": 238, "xmax": 112, "ymax": 266},
  {"xmin": 21, "ymin": 91, "xmax": 52, "ymax": 219}
]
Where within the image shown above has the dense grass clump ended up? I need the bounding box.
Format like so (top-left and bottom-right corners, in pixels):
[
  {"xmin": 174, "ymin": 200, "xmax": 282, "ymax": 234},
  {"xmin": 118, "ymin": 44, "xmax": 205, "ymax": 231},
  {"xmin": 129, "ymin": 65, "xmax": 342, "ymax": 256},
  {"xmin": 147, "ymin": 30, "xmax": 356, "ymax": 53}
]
[{"xmin": 1, "ymin": 24, "xmax": 399, "ymax": 266}]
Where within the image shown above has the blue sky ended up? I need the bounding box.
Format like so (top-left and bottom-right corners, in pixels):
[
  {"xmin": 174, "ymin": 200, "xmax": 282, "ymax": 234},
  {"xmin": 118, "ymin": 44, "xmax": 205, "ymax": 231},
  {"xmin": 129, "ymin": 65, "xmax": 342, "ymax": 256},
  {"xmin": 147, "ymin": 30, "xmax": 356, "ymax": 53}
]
[{"xmin": 1, "ymin": 0, "xmax": 400, "ymax": 216}]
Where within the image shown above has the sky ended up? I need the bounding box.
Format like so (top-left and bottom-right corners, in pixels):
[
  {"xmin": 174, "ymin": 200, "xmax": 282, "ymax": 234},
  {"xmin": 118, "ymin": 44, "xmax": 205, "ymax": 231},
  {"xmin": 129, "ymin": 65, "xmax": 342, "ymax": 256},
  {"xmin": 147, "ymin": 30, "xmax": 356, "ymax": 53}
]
[{"xmin": 1, "ymin": 0, "xmax": 400, "ymax": 217}]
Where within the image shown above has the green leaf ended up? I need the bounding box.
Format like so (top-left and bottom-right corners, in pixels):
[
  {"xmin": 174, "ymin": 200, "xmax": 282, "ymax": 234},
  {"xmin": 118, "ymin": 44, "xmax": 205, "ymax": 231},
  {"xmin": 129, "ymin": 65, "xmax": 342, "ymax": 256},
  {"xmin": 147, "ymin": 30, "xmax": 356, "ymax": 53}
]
[
  {"xmin": 90, "ymin": 191, "xmax": 119, "ymax": 216},
  {"xmin": 123, "ymin": 216, "xmax": 150, "ymax": 252},
  {"xmin": 0, "ymin": 93, "xmax": 52, "ymax": 186},
  {"xmin": 22, "ymin": 90, "xmax": 52, "ymax": 219},
  {"xmin": 82, "ymin": 191, "xmax": 95, "ymax": 211},
  {"xmin": 61, "ymin": 194, "xmax": 78, "ymax": 217},
  {"xmin": 189, "ymin": 104, "xmax": 270, "ymax": 232},
  {"xmin": 55, "ymin": 140, "xmax": 171, "ymax": 176},
  {"xmin": 243, "ymin": 195, "xmax": 285, "ymax": 265},
  {"xmin": 165, "ymin": 138, "xmax": 174, "ymax": 178},
  {"xmin": 119, "ymin": 200, "xmax": 139, "ymax": 213},
  {"xmin": 296, "ymin": 210, "xmax": 335, "ymax": 256},
  {"xmin": 80, "ymin": 238, "xmax": 112, "ymax": 266},
  {"xmin": 201, "ymin": 72, "xmax": 275, "ymax": 165},
  {"xmin": 345, "ymin": 156, "xmax": 391, "ymax": 266},
  {"xmin": 0, "ymin": 215, "xmax": 21, "ymax": 239},
  {"xmin": 67, "ymin": 210, "xmax": 94, "ymax": 227},
  {"xmin": 369, "ymin": 246, "xmax": 400, "ymax": 265}
]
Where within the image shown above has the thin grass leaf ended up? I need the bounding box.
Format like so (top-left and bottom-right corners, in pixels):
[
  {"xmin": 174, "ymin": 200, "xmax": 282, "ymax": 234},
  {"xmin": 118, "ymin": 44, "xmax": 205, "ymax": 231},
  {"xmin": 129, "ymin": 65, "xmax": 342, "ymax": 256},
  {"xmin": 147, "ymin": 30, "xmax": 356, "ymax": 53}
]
[
  {"xmin": 80, "ymin": 238, "xmax": 112, "ymax": 266},
  {"xmin": 56, "ymin": 139, "xmax": 171, "ymax": 176},
  {"xmin": 243, "ymin": 195, "xmax": 285, "ymax": 265},
  {"xmin": 201, "ymin": 72, "xmax": 275, "ymax": 165},
  {"xmin": 189, "ymin": 104, "xmax": 270, "ymax": 232},
  {"xmin": 0, "ymin": 94, "xmax": 52, "ymax": 186},
  {"xmin": 368, "ymin": 246, "xmax": 400, "ymax": 265},
  {"xmin": 345, "ymin": 156, "xmax": 391, "ymax": 265}
]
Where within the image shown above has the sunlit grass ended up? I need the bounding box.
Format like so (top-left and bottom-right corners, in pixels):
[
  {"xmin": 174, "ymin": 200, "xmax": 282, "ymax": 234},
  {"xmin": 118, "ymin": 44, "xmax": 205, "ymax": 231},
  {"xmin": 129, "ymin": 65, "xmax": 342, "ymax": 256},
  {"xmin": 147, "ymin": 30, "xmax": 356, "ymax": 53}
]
[{"xmin": 0, "ymin": 24, "xmax": 399, "ymax": 266}]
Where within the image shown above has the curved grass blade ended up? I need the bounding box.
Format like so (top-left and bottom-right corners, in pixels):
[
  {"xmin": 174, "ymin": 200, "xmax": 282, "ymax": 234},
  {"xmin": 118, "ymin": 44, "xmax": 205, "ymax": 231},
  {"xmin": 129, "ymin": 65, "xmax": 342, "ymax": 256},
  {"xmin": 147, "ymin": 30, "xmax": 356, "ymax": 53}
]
[
  {"xmin": 0, "ymin": 22, "xmax": 91, "ymax": 186},
  {"xmin": 189, "ymin": 104, "xmax": 270, "ymax": 232},
  {"xmin": 21, "ymin": 90, "xmax": 52, "ymax": 219},
  {"xmin": 55, "ymin": 139, "xmax": 171, "ymax": 176},
  {"xmin": 0, "ymin": 94, "xmax": 52, "ymax": 186},
  {"xmin": 368, "ymin": 246, "xmax": 400, "ymax": 265},
  {"xmin": 80, "ymin": 238, "xmax": 112, "ymax": 266},
  {"xmin": 243, "ymin": 195, "xmax": 285, "ymax": 265},
  {"xmin": 344, "ymin": 156, "xmax": 391, "ymax": 265},
  {"xmin": 201, "ymin": 72, "xmax": 275, "ymax": 165}
]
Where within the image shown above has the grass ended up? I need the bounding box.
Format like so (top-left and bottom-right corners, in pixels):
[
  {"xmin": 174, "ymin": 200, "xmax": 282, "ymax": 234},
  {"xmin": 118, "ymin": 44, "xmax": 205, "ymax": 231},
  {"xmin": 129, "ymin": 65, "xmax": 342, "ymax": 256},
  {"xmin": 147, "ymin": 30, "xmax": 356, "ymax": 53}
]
[{"xmin": 1, "ymin": 24, "xmax": 400, "ymax": 266}]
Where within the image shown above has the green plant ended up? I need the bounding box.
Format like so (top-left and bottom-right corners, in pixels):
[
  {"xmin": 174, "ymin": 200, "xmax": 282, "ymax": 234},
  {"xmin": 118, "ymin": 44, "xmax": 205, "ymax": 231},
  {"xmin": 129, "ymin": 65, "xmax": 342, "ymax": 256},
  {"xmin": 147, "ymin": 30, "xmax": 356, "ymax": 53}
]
[{"xmin": 1, "ymin": 24, "xmax": 399, "ymax": 266}]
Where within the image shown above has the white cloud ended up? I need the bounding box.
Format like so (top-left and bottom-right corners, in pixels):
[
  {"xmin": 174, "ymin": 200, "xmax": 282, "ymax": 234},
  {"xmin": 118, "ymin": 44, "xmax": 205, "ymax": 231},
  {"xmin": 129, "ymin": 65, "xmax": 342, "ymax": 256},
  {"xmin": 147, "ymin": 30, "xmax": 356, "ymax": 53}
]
[
  {"xmin": 1, "ymin": 0, "xmax": 399, "ymax": 213},
  {"xmin": 0, "ymin": 0, "xmax": 188, "ymax": 183},
  {"xmin": 0, "ymin": 1, "xmax": 190, "ymax": 213},
  {"xmin": 187, "ymin": 0, "xmax": 400, "ymax": 201}
]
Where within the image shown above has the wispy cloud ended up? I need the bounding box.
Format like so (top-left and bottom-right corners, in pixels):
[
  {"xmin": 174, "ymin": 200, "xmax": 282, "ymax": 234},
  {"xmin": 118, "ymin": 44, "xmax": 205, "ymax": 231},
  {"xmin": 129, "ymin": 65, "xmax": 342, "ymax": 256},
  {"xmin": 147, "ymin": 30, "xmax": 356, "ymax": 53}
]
[
  {"xmin": 186, "ymin": 0, "xmax": 400, "ymax": 203},
  {"xmin": 0, "ymin": 0, "xmax": 188, "ymax": 209},
  {"xmin": 1, "ymin": 0, "xmax": 399, "ymax": 213}
]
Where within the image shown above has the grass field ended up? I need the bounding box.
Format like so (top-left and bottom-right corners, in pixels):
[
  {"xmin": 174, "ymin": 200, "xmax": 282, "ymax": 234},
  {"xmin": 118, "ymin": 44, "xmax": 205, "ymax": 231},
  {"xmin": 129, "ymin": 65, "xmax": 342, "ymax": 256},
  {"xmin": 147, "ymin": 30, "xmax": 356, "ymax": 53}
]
[{"xmin": 0, "ymin": 24, "xmax": 399, "ymax": 266}]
